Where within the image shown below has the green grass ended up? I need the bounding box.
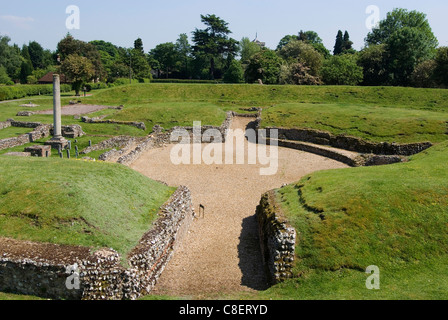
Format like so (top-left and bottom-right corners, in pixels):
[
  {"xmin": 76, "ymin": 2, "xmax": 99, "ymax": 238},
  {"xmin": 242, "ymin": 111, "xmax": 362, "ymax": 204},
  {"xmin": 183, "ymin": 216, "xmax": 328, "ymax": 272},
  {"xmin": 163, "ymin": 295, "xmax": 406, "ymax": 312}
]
[
  {"xmin": 90, "ymin": 84, "xmax": 448, "ymax": 111},
  {"xmin": 253, "ymin": 141, "xmax": 448, "ymax": 299},
  {"xmin": 0, "ymin": 292, "xmax": 46, "ymax": 300},
  {"xmin": 0, "ymin": 126, "xmax": 33, "ymax": 140},
  {"xmin": 109, "ymin": 102, "xmax": 227, "ymax": 130},
  {"xmin": 0, "ymin": 156, "xmax": 175, "ymax": 258},
  {"xmin": 262, "ymin": 103, "xmax": 448, "ymax": 143}
]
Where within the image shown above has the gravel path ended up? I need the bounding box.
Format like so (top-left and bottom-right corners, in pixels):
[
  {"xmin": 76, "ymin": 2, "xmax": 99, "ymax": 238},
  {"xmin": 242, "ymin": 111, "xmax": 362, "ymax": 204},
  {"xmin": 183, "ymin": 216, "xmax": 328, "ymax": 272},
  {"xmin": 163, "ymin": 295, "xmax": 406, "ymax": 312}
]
[{"xmin": 130, "ymin": 118, "xmax": 349, "ymax": 298}]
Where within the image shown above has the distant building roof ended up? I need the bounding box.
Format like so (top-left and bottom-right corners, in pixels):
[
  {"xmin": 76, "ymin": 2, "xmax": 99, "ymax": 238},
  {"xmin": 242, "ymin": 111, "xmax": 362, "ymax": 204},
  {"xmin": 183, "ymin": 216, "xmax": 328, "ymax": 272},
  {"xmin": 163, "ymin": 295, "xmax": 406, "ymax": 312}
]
[
  {"xmin": 252, "ymin": 33, "xmax": 266, "ymax": 48},
  {"xmin": 38, "ymin": 72, "xmax": 68, "ymax": 84}
]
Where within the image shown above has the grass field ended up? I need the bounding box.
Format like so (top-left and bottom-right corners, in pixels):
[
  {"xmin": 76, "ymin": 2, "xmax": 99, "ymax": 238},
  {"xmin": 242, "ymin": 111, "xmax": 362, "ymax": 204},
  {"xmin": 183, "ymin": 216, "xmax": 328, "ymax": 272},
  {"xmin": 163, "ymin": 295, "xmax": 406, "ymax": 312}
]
[
  {"xmin": 1, "ymin": 83, "xmax": 448, "ymax": 300},
  {"xmin": 0, "ymin": 156, "xmax": 175, "ymax": 258},
  {"xmin": 253, "ymin": 140, "xmax": 448, "ymax": 299}
]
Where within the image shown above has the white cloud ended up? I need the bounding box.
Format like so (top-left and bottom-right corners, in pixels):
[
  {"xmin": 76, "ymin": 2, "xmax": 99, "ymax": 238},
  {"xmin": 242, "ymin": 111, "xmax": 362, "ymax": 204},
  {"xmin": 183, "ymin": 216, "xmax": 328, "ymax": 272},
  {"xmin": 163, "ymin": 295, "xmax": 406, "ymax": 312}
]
[{"xmin": 0, "ymin": 15, "xmax": 35, "ymax": 30}]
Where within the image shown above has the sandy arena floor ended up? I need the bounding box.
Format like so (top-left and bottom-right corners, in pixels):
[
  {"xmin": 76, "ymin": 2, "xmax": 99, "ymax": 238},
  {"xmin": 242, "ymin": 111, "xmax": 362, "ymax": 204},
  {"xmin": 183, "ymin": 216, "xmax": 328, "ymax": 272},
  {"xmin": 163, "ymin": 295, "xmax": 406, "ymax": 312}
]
[{"xmin": 130, "ymin": 117, "xmax": 349, "ymax": 298}]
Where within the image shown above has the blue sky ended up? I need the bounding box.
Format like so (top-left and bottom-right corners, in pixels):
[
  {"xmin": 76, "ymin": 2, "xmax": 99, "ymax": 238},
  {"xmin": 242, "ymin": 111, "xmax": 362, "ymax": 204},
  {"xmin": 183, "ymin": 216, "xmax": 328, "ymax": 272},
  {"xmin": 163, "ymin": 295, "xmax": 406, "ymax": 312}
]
[{"xmin": 1, "ymin": 0, "xmax": 447, "ymax": 52}]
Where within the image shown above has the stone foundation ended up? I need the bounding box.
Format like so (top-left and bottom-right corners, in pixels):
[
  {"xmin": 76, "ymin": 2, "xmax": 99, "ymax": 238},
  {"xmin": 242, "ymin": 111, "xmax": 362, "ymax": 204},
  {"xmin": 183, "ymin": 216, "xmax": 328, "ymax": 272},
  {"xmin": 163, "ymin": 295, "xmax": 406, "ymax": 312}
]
[
  {"xmin": 263, "ymin": 127, "xmax": 432, "ymax": 156},
  {"xmin": 81, "ymin": 116, "xmax": 146, "ymax": 131},
  {"xmin": 0, "ymin": 186, "xmax": 194, "ymax": 300},
  {"xmin": 24, "ymin": 145, "xmax": 51, "ymax": 157},
  {"xmin": 256, "ymin": 190, "xmax": 296, "ymax": 285}
]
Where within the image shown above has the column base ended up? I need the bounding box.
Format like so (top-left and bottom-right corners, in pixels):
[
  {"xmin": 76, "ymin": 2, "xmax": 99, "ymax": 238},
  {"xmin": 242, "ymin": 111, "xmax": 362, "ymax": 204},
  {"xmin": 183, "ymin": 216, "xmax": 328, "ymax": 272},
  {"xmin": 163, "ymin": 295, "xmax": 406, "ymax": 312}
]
[{"xmin": 45, "ymin": 137, "xmax": 68, "ymax": 150}]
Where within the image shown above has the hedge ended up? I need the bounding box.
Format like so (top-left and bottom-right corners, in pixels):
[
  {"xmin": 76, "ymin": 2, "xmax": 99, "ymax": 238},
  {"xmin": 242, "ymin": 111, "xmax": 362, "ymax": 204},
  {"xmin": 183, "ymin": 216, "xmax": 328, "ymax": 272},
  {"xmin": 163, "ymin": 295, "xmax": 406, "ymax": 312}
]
[
  {"xmin": 0, "ymin": 84, "xmax": 72, "ymax": 101},
  {"xmin": 151, "ymin": 79, "xmax": 222, "ymax": 84}
]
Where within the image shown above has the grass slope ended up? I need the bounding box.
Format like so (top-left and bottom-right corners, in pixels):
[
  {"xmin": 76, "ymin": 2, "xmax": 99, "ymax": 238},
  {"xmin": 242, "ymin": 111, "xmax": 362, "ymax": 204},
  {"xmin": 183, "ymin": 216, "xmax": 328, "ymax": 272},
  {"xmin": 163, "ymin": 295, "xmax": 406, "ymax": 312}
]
[
  {"xmin": 91, "ymin": 84, "xmax": 448, "ymax": 111},
  {"xmin": 262, "ymin": 141, "xmax": 448, "ymax": 299},
  {"xmin": 0, "ymin": 156, "xmax": 175, "ymax": 257},
  {"xmin": 262, "ymin": 103, "xmax": 448, "ymax": 143}
]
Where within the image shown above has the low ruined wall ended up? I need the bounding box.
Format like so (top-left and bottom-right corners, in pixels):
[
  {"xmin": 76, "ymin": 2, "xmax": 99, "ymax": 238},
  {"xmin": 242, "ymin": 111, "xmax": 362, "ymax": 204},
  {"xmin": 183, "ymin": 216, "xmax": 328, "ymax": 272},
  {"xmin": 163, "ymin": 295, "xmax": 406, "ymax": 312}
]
[
  {"xmin": 170, "ymin": 111, "xmax": 233, "ymax": 143},
  {"xmin": 0, "ymin": 124, "xmax": 51, "ymax": 151},
  {"xmin": 0, "ymin": 121, "xmax": 12, "ymax": 130},
  {"xmin": 82, "ymin": 116, "xmax": 146, "ymax": 131},
  {"xmin": 125, "ymin": 186, "xmax": 195, "ymax": 298},
  {"xmin": 0, "ymin": 186, "xmax": 195, "ymax": 300},
  {"xmin": 264, "ymin": 127, "xmax": 432, "ymax": 156},
  {"xmin": 117, "ymin": 132, "xmax": 171, "ymax": 166},
  {"xmin": 256, "ymin": 190, "xmax": 296, "ymax": 285}
]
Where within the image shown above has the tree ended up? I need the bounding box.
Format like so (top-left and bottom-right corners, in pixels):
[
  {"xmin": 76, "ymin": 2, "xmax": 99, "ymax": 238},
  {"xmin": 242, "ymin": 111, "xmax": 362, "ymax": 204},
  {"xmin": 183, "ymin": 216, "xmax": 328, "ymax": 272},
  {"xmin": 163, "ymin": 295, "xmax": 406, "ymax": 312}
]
[
  {"xmin": 433, "ymin": 47, "xmax": 448, "ymax": 87},
  {"xmin": 333, "ymin": 30, "xmax": 344, "ymax": 55},
  {"xmin": 343, "ymin": 31, "xmax": 354, "ymax": 52},
  {"xmin": 279, "ymin": 62, "xmax": 322, "ymax": 85},
  {"xmin": 223, "ymin": 59, "xmax": 244, "ymax": 83},
  {"xmin": 411, "ymin": 60, "xmax": 437, "ymax": 88},
  {"xmin": 192, "ymin": 14, "xmax": 238, "ymax": 79},
  {"xmin": 0, "ymin": 66, "xmax": 12, "ymax": 84},
  {"xmin": 0, "ymin": 35, "xmax": 22, "ymax": 80},
  {"xmin": 244, "ymin": 49, "xmax": 282, "ymax": 84},
  {"xmin": 299, "ymin": 30, "xmax": 322, "ymax": 45},
  {"xmin": 320, "ymin": 54, "xmax": 363, "ymax": 85},
  {"xmin": 277, "ymin": 35, "xmax": 299, "ymax": 51},
  {"xmin": 60, "ymin": 54, "xmax": 95, "ymax": 95},
  {"xmin": 28, "ymin": 41, "xmax": 52, "ymax": 70},
  {"xmin": 358, "ymin": 44, "xmax": 389, "ymax": 86},
  {"xmin": 240, "ymin": 37, "xmax": 261, "ymax": 64},
  {"xmin": 134, "ymin": 38, "xmax": 144, "ymax": 54},
  {"xmin": 175, "ymin": 33, "xmax": 192, "ymax": 78},
  {"xmin": 149, "ymin": 42, "xmax": 178, "ymax": 78},
  {"xmin": 57, "ymin": 34, "xmax": 105, "ymax": 81},
  {"xmin": 278, "ymin": 40, "xmax": 323, "ymax": 77},
  {"xmin": 365, "ymin": 8, "xmax": 438, "ymax": 86},
  {"xmin": 19, "ymin": 45, "xmax": 33, "ymax": 84}
]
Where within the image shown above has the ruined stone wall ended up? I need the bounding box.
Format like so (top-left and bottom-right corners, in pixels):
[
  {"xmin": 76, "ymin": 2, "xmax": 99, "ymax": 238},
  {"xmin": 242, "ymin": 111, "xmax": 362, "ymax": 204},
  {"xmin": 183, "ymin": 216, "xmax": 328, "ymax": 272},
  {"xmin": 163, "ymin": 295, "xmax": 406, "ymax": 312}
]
[
  {"xmin": 0, "ymin": 186, "xmax": 195, "ymax": 300},
  {"xmin": 117, "ymin": 132, "xmax": 172, "ymax": 166},
  {"xmin": 82, "ymin": 116, "xmax": 146, "ymax": 131},
  {"xmin": 256, "ymin": 191, "xmax": 296, "ymax": 285},
  {"xmin": 0, "ymin": 121, "xmax": 12, "ymax": 130},
  {"xmin": 264, "ymin": 127, "xmax": 432, "ymax": 156},
  {"xmin": 170, "ymin": 111, "xmax": 234, "ymax": 143},
  {"xmin": 0, "ymin": 124, "xmax": 51, "ymax": 151}
]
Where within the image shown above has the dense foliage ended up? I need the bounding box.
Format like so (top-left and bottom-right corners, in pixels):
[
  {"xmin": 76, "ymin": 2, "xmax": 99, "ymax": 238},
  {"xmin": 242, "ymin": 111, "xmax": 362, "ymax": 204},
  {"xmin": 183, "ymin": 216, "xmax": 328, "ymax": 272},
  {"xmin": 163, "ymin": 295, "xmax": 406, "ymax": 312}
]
[{"xmin": 0, "ymin": 9, "xmax": 446, "ymax": 88}]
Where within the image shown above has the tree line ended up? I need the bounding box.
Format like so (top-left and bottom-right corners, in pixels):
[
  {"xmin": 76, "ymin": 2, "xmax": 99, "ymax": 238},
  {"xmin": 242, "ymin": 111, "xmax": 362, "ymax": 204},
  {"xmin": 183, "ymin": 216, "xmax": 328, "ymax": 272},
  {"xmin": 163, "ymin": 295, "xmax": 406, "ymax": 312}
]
[{"xmin": 0, "ymin": 9, "xmax": 447, "ymax": 92}]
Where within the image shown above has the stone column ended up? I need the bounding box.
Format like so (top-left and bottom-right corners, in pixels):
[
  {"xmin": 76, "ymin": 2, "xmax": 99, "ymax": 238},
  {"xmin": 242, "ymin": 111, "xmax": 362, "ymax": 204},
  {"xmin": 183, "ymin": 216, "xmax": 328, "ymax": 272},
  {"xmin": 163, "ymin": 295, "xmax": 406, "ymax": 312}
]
[
  {"xmin": 53, "ymin": 74, "xmax": 62, "ymax": 139},
  {"xmin": 45, "ymin": 74, "xmax": 68, "ymax": 150}
]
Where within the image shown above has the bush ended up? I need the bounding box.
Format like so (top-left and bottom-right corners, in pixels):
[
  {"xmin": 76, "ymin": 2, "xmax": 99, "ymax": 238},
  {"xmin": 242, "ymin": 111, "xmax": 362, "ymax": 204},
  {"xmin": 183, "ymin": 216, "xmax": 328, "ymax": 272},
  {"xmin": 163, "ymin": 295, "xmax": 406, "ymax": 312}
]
[
  {"xmin": 279, "ymin": 63, "xmax": 322, "ymax": 85},
  {"xmin": 151, "ymin": 79, "xmax": 220, "ymax": 84},
  {"xmin": 411, "ymin": 60, "xmax": 437, "ymax": 88},
  {"xmin": 84, "ymin": 82, "xmax": 108, "ymax": 91},
  {"xmin": 434, "ymin": 47, "xmax": 448, "ymax": 88},
  {"xmin": 321, "ymin": 54, "xmax": 364, "ymax": 86},
  {"xmin": 0, "ymin": 84, "xmax": 71, "ymax": 101},
  {"xmin": 223, "ymin": 60, "xmax": 244, "ymax": 83},
  {"xmin": 0, "ymin": 66, "xmax": 12, "ymax": 85},
  {"xmin": 245, "ymin": 50, "xmax": 283, "ymax": 84}
]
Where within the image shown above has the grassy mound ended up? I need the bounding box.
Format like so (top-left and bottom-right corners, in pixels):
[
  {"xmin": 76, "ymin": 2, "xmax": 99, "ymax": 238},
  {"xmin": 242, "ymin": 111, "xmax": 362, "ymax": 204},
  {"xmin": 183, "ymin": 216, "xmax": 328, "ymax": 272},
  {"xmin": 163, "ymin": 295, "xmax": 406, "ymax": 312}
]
[
  {"xmin": 92, "ymin": 84, "xmax": 448, "ymax": 110},
  {"xmin": 0, "ymin": 156, "xmax": 175, "ymax": 257},
  {"xmin": 262, "ymin": 103, "xmax": 448, "ymax": 144},
  {"xmin": 88, "ymin": 84, "xmax": 448, "ymax": 143},
  {"xmin": 264, "ymin": 141, "xmax": 448, "ymax": 299}
]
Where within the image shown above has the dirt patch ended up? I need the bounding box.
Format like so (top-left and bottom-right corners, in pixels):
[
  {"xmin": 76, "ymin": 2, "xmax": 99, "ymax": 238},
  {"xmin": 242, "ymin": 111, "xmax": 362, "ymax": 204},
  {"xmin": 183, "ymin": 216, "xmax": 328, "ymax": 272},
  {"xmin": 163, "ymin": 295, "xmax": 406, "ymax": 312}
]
[
  {"xmin": 37, "ymin": 104, "xmax": 112, "ymax": 116},
  {"xmin": 0, "ymin": 237, "xmax": 91, "ymax": 265},
  {"xmin": 130, "ymin": 117, "xmax": 349, "ymax": 298}
]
